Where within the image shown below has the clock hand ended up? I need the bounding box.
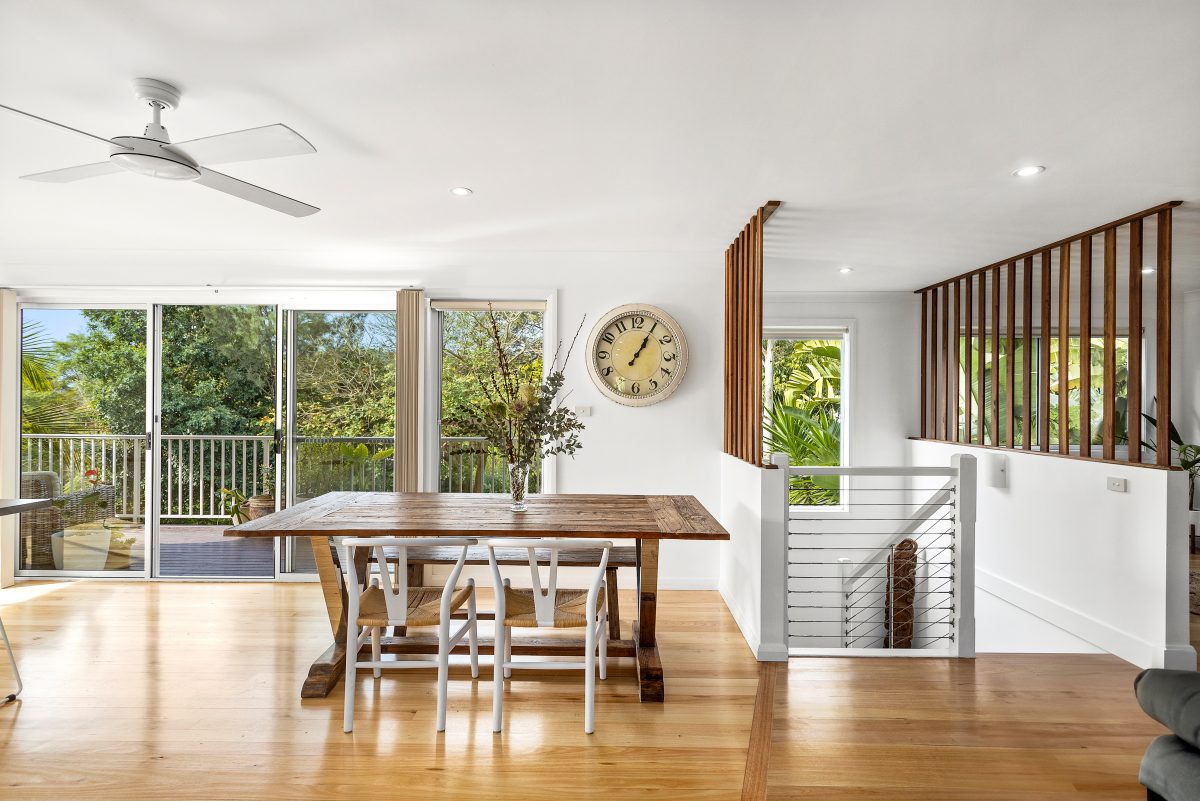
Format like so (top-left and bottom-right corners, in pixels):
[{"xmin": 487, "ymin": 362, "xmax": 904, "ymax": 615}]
[{"xmin": 628, "ymin": 334, "xmax": 650, "ymax": 366}]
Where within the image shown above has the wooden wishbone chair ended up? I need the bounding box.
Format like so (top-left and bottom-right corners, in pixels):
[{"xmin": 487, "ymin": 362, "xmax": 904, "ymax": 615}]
[
  {"xmin": 487, "ymin": 538, "xmax": 611, "ymax": 734},
  {"xmin": 342, "ymin": 537, "xmax": 479, "ymax": 733}
]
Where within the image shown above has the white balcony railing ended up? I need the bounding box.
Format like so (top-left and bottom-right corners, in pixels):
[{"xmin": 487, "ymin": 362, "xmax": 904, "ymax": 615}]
[
  {"xmin": 783, "ymin": 456, "xmax": 976, "ymax": 657},
  {"xmin": 21, "ymin": 433, "xmax": 526, "ymax": 522}
]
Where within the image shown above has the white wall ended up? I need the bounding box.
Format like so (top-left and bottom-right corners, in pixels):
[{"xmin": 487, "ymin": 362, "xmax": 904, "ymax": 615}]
[
  {"xmin": 910, "ymin": 439, "xmax": 1194, "ymax": 669},
  {"xmin": 1181, "ymin": 289, "xmax": 1200, "ymax": 444}
]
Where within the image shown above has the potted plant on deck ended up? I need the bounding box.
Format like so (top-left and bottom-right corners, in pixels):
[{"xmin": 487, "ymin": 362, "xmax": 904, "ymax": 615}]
[{"xmin": 456, "ymin": 307, "xmax": 586, "ymax": 511}]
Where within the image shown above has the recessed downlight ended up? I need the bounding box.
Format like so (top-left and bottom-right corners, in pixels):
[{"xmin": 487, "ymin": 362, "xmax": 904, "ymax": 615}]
[
  {"xmin": 839, "ymin": 266, "xmax": 853, "ymax": 274},
  {"xmin": 1142, "ymin": 266, "xmax": 1156, "ymax": 274},
  {"xmin": 1012, "ymin": 165, "xmax": 1045, "ymax": 178},
  {"xmin": 449, "ymin": 186, "xmax": 473, "ymax": 196}
]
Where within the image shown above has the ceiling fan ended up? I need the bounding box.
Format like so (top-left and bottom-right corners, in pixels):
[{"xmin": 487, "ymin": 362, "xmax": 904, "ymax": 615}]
[{"xmin": 0, "ymin": 78, "xmax": 319, "ymax": 217}]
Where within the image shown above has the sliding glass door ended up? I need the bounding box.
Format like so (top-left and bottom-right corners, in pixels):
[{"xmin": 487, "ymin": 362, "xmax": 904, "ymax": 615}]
[
  {"xmin": 283, "ymin": 310, "xmax": 396, "ymax": 573},
  {"xmin": 15, "ymin": 299, "xmax": 403, "ymax": 580},
  {"xmin": 18, "ymin": 306, "xmax": 152, "ymax": 574},
  {"xmin": 155, "ymin": 305, "xmax": 280, "ymax": 578}
]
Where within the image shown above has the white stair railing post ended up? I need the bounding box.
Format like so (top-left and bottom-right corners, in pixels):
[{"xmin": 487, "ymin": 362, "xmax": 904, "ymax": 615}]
[
  {"xmin": 952, "ymin": 453, "xmax": 977, "ymax": 658},
  {"xmin": 837, "ymin": 556, "xmax": 850, "ymax": 648}
]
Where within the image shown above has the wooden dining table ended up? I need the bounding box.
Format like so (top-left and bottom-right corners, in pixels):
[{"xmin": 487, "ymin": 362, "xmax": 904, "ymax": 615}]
[{"xmin": 226, "ymin": 491, "xmax": 729, "ymax": 702}]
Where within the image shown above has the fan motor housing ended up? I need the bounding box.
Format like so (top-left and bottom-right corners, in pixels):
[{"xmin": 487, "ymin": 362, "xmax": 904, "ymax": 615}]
[{"xmin": 109, "ymin": 136, "xmax": 200, "ymax": 180}]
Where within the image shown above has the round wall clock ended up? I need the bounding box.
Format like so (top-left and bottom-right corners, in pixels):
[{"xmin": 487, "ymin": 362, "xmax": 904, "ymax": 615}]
[{"xmin": 586, "ymin": 303, "xmax": 689, "ymax": 406}]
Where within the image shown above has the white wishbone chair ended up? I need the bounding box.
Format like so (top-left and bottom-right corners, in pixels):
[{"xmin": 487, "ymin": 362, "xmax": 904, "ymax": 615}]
[
  {"xmin": 342, "ymin": 537, "xmax": 479, "ymax": 733},
  {"xmin": 487, "ymin": 538, "xmax": 612, "ymax": 734}
]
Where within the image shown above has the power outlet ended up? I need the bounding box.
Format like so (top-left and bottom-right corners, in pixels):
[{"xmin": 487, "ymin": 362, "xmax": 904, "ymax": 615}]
[
  {"xmin": 574, "ymin": 405, "xmax": 593, "ymax": 418},
  {"xmin": 1106, "ymin": 477, "xmax": 1128, "ymax": 493}
]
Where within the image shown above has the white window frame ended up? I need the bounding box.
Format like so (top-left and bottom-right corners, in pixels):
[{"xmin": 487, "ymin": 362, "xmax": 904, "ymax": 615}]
[
  {"xmin": 421, "ymin": 289, "xmax": 558, "ymax": 494},
  {"xmin": 763, "ymin": 323, "xmax": 852, "ymax": 513}
]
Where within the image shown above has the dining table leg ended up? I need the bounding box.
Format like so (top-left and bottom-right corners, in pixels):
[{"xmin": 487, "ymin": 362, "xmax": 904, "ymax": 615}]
[
  {"xmin": 635, "ymin": 538, "xmax": 664, "ymax": 702},
  {"xmin": 301, "ymin": 535, "xmax": 357, "ymax": 699}
]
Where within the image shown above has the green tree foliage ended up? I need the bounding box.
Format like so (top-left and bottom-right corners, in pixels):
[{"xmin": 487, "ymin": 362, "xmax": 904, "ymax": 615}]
[
  {"xmin": 20, "ymin": 320, "xmax": 100, "ymax": 434},
  {"xmin": 55, "ymin": 306, "xmax": 276, "ymax": 435},
  {"xmin": 762, "ymin": 339, "xmax": 842, "ymax": 505},
  {"xmin": 294, "ymin": 312, "xmax": 396, "ymax": 437},
  {"xmin": 441, "ymin": 310, "xmax": 543, "ymax": 437},
  {"xmin": 960, "ymin": 337, "xmax": 1127, "ymax": 446}
]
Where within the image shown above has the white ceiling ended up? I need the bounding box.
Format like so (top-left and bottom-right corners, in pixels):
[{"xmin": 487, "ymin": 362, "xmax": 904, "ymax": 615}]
[{"xmin": 0, "ymin": 0, "xmax": 1198, "ymax": 291}]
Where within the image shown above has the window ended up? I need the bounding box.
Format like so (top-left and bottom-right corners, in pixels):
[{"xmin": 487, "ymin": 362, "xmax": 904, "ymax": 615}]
[
  {"xmin": 762, "ymin": 330, "xmax": 847, "ymax": 505},
  {"xmin": 434, "ymin": 303, "xmax": 546, "ymax": 493}
]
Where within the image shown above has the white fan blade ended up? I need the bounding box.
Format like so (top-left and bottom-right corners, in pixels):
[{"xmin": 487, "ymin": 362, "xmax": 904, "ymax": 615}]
[
  {"xmin": 194, "ymin": 167, "xmax": 319, "ymax": 217},
  {"xmin": 21, "ymin": 161, "xmax": 124, "ymax": 183},
  {"xmin": 0, "ymin": 103, "xmax": 124, "ymax": 148},
  {"xmin": 172, "ymin": 124, "xmax": 315, "ymax": 165}
]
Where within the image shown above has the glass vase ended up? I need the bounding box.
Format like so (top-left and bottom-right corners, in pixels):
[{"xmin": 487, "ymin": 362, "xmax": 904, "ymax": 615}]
[{"xmin": 508, "ymin": 461, "xmax": 531, "ymax": 512}]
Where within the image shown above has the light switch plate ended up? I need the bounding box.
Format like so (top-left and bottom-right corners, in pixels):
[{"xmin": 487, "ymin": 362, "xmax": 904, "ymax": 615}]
[
  {"xmin": 574, "ymin": 405, "xmax": 592, "ymax": 418},
  {"xmin": 1106, "ymin": 477, "xmax": 1128, "ymax": 493}
]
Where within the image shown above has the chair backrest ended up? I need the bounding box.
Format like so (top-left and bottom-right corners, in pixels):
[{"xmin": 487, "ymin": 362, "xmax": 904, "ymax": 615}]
[
  {"xmin": 486, "ymin": 538, "xmax": 612, "ymax": 627},
  {"xmin": 343, "ymin": 537, "xmax": 476, "ymax": 626},
  {"xmin": 21, "ymin": 471, "xmax": 60, "ymax": 500}
]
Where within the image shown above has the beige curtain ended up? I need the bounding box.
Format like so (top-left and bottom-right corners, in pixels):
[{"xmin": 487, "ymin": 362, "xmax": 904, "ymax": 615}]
[
  {"xmin": 0, "ymin": 289, "xmax": 19, "ymax": 585},
  {"xmin": 395, "ymin": 289, "xmax": 423, "ymax": 492}
]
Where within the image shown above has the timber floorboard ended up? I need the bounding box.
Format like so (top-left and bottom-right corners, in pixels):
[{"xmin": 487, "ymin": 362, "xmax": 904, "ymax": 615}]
[{"xmin": 0, "ymin": 581, "xmax": 1165, "ymax": 800}]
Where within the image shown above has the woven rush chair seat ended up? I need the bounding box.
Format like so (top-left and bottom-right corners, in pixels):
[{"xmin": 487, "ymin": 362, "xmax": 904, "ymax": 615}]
[
  {"xmin": 356, "ymin": 584, "xmax": 473, "ymax": 628},
  {"xmin": 503, "ymin": 585, "xmax": 606, "ymax": 628}
]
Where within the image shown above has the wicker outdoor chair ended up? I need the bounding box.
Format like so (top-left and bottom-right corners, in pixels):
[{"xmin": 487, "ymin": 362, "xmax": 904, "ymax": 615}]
[{"xmin": 19, "ymin": 472, "xmax": 117, "ymax": 570}]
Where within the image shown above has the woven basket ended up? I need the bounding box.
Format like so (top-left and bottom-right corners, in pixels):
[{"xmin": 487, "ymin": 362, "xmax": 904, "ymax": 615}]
[{"xmin": 244, "ymin": 495, "xmax": 276, "ymax": 521}]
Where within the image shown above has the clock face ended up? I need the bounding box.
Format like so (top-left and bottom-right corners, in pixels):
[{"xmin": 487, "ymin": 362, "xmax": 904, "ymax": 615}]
[{"xmin": 586, "ymin": 304, "xmax": 688, "ymax": 406}]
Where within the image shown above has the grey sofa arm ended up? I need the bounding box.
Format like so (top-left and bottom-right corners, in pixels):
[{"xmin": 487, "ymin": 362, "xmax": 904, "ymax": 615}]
[{"xmin": 1136, "ymin": 669, "xmax": 1200, "ymax": 750}]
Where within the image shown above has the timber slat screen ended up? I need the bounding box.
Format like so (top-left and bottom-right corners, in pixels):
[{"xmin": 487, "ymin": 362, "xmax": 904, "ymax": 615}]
[
  {"xmin": 917, "ymin": 201, "xmax": 1180, "ymax": 467},
  {"xmin": 724, "ymin": 200, "xmax": 781, "ymax": 465}
]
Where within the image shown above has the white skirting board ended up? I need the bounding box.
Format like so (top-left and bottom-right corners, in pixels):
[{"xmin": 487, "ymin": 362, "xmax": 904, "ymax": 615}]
[{"xmin": 978, "ymin": 568, "xmax": 1196, "ymax": 669}]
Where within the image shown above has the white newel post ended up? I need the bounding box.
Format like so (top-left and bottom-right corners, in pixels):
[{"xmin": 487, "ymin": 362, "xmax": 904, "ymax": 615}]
[
  {"xmin": 952, "ymin": 453, "xmax": 977, "ymax": 658},
  {"xmin": 756, "ymin": 451, "xmax": 790, "ymax": 661}
]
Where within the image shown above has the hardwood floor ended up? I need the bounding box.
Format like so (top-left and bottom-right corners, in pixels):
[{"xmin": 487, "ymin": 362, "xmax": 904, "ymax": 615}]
[
  {"xmin": 0, "ymin": 581, "xmax": 1163, "ymax": 800},
  {"xmin": 766, "ymin": 655, "xmax": 1162, "ymax": 800},
  {"xmin": 0, "ymin": 582, "xmax": 758, "ymax": 800}
]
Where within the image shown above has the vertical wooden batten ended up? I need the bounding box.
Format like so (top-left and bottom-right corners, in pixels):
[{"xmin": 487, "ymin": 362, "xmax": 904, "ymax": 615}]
[
  {"xmin": 1079, "ymin": 236, "xmax": 1092, "ymax": 458},
  {"xmin": 1155, "ymin": 208, "xmax": 1173, "ymax": 466},
  {"xmin": 1005, "ymin": 262, "xmax": 1016, "ymax": 448},
  {"xmin": 920, "ymin": 292, "xmax": 928, "ymax": 438},
  {"xmin": 931, "ymin": 287, "xmax": 941, "ymax": 440},
  {"xmin": 1022, "ymin": 257, "xmax": 1033, "ymax": 450},
  {"xmin": 951, "ymin": 280, "xmax": 961, "ymax": 442},
  {"xmin": 723, "ymin": 200, "xmax": 779, "ymax": 465},
  {"xmin": 1057, "ymin": 244, "xmax": 1071, "ymax": 455},
  {"xmin": 964, "ymin": 276, "xmax": 973, "ymax": 443},
  {"xmin": 751, "ymin": 208, "xmax": 764, "ymax": 463},
  {"xmin": 1102, "ymin": 227, "xmax": 1117, "ymax": 460},
  {"xmin": 977, "ymin": 272, "xmax": 986, "ymax": 445},
  {"xmin": 940, "ymin": 286, "xmax": 949, "ymax": 440},
  {"xmin": 1039, "ymin": 252, "xmax": 1051, "ymax": 452},
  {"xmin": 1127, "ymin": 220, "xmax": 1143, "ymax": 463},
  {"xmin": 990, "ymin": 268, "xmax": 1000, "ymax": 445}
]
